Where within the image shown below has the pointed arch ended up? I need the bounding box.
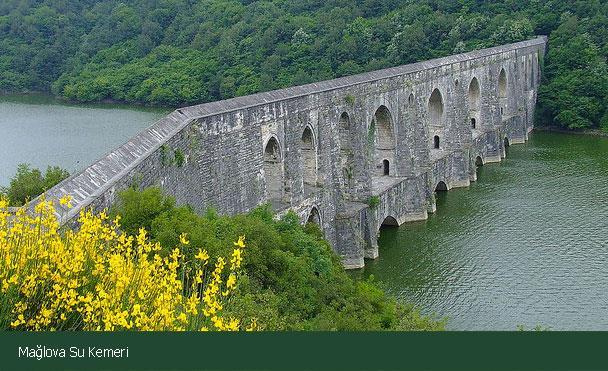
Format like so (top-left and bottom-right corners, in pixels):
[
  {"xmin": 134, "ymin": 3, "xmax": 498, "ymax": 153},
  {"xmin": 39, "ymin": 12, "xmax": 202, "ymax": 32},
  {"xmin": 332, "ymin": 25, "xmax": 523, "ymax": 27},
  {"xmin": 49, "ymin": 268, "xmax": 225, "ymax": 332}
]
[
  {"xmin": 435, "ymin": 180, "xmax": 448, "ymax": 192},
  {"xmin": 498, "ymin": 68, "xmax": 507, "ymax": 116},
  {"xmin": 371, "ymin": 105, "xmax": 396, "ymax": 177},
  {"xmin": 428, "ymin": 88, "xmax": 444, "ymax": 151},
  {"xmin": 428, "ymin": 88, "xmax": 444, "ymax": 126},
  {"xmin": 300, "ymin": 125, "xmax": 317, "ymax": 186},
  {"xmin": 408, "ymin": 93, "xmax": 415, "ymax": 106},
  {"xmin": 498, "ymin": 68, "xmax": 507, "ymax": 98},
  {"xmin": 374, "ymin": 105, "xmax": 395, "ymax": 150},
  {"xmin": 522, "ymin": 58, "xmax": 528, "ymax": 89},
  {"xmin": 263, "ymin": 136, "xmax": 283, "ymax": 200},
  {"xmin": 529, "ymin": 54, "xmax": 536, "ymax": 88},
  {"xmin": 407, "ymin": 91, "xmax": 428, "ymax": 174},
  {"xmin": 307, "ymin": 206, "xmax": 321, "ymax": 226},
  {"xmin": 535, "ymin": 52, "xmax": 540, "ymax": 87},
  {"xmin": 468, "ymin": 77, "xmax": 481, "ymax": 130},
  {"xmin": 338, "ymin": 111, "xmax": 356, "ymax": 199},
  {"xmin": 475, "ymin": 155, "xmax": 484, "ymax": 167}
]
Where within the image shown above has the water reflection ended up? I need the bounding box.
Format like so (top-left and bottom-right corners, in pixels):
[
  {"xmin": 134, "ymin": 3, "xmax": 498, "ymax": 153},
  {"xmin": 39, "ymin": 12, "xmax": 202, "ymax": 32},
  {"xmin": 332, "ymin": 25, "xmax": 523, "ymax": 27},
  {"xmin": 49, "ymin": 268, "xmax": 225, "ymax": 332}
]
[{"xmin": 363, "ymin": 132, "xmax": 608, "ymax": 330}]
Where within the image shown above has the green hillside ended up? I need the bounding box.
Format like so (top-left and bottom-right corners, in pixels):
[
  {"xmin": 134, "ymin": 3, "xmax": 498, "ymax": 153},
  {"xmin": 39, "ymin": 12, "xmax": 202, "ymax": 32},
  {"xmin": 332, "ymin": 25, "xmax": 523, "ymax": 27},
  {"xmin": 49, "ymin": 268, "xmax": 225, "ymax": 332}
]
[{"xmin": 1, "ymin": 0, "xmax": 607, "ymax": 129}]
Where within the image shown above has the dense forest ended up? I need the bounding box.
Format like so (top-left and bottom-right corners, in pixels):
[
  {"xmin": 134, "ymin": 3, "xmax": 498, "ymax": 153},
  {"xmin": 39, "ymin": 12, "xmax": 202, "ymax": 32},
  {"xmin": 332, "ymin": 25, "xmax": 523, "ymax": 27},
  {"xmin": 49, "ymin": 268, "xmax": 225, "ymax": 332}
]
[{"xmin": 0, "ymin": 0, "xmax": 606, "ymax": 130}]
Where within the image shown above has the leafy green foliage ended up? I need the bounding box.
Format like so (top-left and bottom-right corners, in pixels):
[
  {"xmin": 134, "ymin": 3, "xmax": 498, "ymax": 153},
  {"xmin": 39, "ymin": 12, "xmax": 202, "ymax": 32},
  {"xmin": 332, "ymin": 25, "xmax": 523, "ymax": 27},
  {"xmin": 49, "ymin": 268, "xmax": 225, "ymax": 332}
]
[
  {"xmin": 344, "ymin": 94, "xmax": 355, "ymax": 105},
  {"xmin": 367, "ymin": 196, "xmax": 380, "ymax": 209},
  {"xmin": 174, "ymin": 148, "xmax": 185, "ymax": 167},
  {"xmin": 1, "ymin": 164, "xmax": 69, "ymax": 206},
  {"xmin": 110, "ymin": 187, "xmax": 445, "ymax": 330},
  {"xmin": 537, "ymin": 14, "xmax": 608, "ymax": 130},
  {"xmin": 1, "ymin": 1, "xmax": 605, "ymax": 129},
  {"xmin": 110, "ymin": 187, "xmax": 176, "ymax": 237}
]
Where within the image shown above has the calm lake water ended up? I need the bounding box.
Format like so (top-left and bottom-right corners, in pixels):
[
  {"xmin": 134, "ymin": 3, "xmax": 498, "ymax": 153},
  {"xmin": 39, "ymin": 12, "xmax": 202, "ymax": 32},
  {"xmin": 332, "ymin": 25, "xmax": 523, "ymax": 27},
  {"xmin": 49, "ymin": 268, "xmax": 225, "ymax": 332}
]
[
  {"xmin": 0, "ymin": 95, "xmax": 167, "ymax": 187},
  {"xmin": 362, "ymin": 132, "xmax": 608, "ymax": 330}
]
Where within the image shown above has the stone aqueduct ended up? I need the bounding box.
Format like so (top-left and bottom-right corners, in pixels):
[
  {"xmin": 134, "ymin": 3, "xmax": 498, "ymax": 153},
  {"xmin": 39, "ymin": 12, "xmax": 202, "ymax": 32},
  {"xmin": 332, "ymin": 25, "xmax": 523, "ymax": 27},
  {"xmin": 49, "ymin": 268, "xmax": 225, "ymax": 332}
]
[{"xmin": 45, "ymin": 37, "xmax": 547, "ymax": 269}]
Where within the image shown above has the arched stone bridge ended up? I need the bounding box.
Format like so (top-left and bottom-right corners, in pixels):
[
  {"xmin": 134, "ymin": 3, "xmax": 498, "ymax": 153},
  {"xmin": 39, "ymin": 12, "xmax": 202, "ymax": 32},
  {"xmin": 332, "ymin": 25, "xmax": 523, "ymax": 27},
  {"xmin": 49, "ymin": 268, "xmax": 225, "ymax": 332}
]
[{"xmin": 44, "ymin": 37, "xmax": 547, "ymax": 269}]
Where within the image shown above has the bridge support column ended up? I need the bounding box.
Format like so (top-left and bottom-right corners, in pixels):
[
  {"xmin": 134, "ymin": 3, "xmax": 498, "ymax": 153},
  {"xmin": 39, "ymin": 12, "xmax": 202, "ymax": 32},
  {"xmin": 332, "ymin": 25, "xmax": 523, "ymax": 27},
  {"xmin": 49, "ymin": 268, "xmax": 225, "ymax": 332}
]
[
  {"xmin": 504, "ymin": 114, "xmax": 527, "ymax": 145},
  {"xmin": 427, "ymin": 193, "xmax": 437, "ymax": 214},
  {"xmin": 363, "ymin": 207, "xmax": 379, "ymax": 259},
  {"xmin": 483, "ymin": 128, "xmax": 502, "ymax": 163},
  {"xmin": 448, "ymin": 150, "xmax": 471, "ymax": 188},
  {"xmin": 335, "ymin": 205, "xmax": 368, "ymax": 269},
  {"xmin": 526, "ymin": 89, "xmax": 537, "ymax": 135}
]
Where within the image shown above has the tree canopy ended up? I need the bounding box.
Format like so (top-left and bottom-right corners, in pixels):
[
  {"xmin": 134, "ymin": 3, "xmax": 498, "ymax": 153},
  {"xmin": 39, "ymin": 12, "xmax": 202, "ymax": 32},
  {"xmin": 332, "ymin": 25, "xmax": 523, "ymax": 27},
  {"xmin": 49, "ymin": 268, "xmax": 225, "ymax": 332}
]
[{"xmin": 1, "ymin": 0, "xmax": 607, "ymax": 129}]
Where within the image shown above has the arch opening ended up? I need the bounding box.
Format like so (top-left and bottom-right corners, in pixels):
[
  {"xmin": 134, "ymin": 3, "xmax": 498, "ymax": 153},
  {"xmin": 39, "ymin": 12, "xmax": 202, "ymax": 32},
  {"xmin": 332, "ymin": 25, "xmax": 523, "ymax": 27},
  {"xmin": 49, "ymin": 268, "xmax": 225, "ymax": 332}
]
[
  {"xmin": 435, "ymin": 181, "xmax": 448, "ymax": 192},
  {"xmin": 300, "ymin": 125, "xmax": 317, "ymax": 186},
  {"xmin": 475, "ymin": 156, "xmax": 483, "ymax": 167},
  {"xmin": 264, "ymin": 137, "xmax": 283, "ymax": 200},
  {"xmin": 530, "ymin": 61, "xmax": 535, "ymax": 88},
  {"xmin": 339, "ymin": 112, "xmax": 355, "ymax": 199},
  {"xmin": 307, "ymin": 207, "xmax": 321, "ymax": 226},
  {"xmin": 428, "ymin": 88, "xmax": 444, "ymax": 126},
  {"xmin": 498, "ymin": 68, "xmax": 507, "ymax": 117},
  {"xmin": 522, "ymin": 59, "xmax": 528, "ymax": 89},
  {"xmin": 433, "ymin": 135, "xmax": 440, "ymax": 149},
  {"xmin": 383, "ymin": 159, "xmax": 390, "ymax": 176},
  {"xmin": 534, "ymin": 52, "xmax": 540, "ymax": 87},
  {"xmin": 468, "ymin": 77, "xmax": 481, "ymax": 130},
  {"xmin": 371, "ymin": 105, "xmax": 396, "ymax": 177},
  {"xmin": 504, "ymin": 136, "xmax": 510, "ymax": 148},
  {"xmin": 381, "ymin": 216, "xmax": 399, "ymax": 227}
]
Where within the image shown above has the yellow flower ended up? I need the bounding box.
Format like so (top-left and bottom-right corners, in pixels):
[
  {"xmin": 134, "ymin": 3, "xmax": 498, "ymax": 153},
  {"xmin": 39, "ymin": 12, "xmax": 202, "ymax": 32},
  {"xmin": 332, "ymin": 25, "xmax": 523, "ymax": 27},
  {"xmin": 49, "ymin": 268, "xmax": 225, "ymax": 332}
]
[
  {"xmin": 0, "ymin": 200, "xmax": 252, "ymax": 332},
  {"xmin": 195, "ymin": 249, "xmax": 209, "ymax": 262},
  {"xmin": 246, "ymin": 318, "xmax": 258, "ymax": 331},
  {"xmin": 226, "ymin": 274, "xmax": 236, "ymax": 289},
  {"xmin": 136, "ymin": 228, "xmax": 147, "ymax": 246},
  {"xmin": 234, "ymin": 236, "xmax": 246, "ymax": 248},
  {"xmin": 179, "ymin": 233, "xmax": 189, "ymax": 245},
  {"xmin": 59, "ymin": 195, "xmax": 73, "ymax": 208}
]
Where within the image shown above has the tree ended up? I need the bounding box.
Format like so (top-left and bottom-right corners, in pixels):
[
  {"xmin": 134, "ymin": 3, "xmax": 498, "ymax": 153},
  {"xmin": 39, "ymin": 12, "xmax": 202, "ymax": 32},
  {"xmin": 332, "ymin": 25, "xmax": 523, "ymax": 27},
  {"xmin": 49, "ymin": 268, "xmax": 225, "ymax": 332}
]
[{"xmin": 1, "ymin": 164, "xmax": 69, "ymax": 206}]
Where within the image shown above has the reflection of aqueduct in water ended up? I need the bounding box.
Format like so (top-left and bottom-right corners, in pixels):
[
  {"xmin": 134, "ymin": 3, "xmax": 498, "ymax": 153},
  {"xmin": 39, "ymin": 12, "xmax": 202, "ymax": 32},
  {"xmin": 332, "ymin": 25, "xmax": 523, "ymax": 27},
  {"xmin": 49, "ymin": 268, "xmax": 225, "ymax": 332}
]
[{"xmin": 44, "ymin": 37, "xmax": 547, "ymax": 269}]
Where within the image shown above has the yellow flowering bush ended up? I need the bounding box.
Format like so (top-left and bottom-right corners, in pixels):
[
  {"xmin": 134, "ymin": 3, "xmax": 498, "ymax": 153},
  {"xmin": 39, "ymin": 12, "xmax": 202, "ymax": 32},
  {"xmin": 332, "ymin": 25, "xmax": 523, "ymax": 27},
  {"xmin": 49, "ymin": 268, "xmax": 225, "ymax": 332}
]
[{"xmin": 0, "ymin": 196, "xmax": 256, "ymax": 331}]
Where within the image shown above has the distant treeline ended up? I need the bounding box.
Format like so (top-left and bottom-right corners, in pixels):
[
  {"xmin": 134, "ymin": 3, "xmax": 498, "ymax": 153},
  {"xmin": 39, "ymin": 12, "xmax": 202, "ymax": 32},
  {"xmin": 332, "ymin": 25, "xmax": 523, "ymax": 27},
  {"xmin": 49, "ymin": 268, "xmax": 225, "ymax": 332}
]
[{"xmin": 1, "ymin": 0, "xmax": 606, "ymax": 130}]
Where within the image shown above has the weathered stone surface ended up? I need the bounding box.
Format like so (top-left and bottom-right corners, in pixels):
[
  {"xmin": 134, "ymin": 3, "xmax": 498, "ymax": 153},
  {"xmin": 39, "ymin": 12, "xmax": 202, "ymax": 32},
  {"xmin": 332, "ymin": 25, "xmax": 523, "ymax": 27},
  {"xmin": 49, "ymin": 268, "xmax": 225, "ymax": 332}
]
[{"xmin": 41, "ymin": 37, "xmax": 547, "ymax": 269}]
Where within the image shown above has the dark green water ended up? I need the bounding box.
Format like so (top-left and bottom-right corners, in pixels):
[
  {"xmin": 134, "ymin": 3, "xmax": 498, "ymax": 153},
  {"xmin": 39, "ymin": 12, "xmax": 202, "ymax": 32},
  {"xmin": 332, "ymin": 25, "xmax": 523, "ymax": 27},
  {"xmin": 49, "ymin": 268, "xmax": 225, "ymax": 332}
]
[
  {"xmin": 0, "ymin": 95, "xmax": 168, "ymax": 186},
  {"xmin": 363, "ymin": 132, "xmax": 608, "ymax": 330}
]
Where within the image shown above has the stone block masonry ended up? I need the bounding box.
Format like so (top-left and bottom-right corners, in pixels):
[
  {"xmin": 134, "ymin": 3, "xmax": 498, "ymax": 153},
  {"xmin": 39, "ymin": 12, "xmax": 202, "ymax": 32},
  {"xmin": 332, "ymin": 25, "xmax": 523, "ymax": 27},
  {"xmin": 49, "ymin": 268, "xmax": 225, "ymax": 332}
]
[{"xmin": 40, "ymin": 37, "xmax": 547, "ymax": 269}]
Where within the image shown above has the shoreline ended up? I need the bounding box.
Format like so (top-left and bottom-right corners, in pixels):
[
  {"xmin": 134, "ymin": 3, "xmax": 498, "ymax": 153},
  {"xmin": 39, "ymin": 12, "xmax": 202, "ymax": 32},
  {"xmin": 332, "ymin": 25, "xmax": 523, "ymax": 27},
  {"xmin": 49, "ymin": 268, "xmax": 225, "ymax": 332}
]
[
  {"xmin": 534, "ymin": 126, "xmax": 608, "ymax": 137},
  {"xmin": 0, "ymin": 92, "xmax": 173, "ymax": 112}
]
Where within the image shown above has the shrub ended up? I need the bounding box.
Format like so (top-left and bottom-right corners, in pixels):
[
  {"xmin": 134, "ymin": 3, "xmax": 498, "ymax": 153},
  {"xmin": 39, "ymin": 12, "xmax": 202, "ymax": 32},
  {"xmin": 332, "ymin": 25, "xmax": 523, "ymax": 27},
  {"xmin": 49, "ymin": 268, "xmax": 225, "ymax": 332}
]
[
  {"xmin": 0, "ymin": 196, "xmax": 255, "ymax": 331},
  {"xmin": 174, "ymin": 148, "xmax": 185, "ymax": 167},
  {"xmin": 111, "ymin": 187, "xmax": 445, "ymax": 331},
  {"xmin": 367, "ymin": 195, "xmax": 380, "ymax": 209},
  {"xmin": 1, "ymin": 164, "xmax": 69, "ymax": 206}
]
